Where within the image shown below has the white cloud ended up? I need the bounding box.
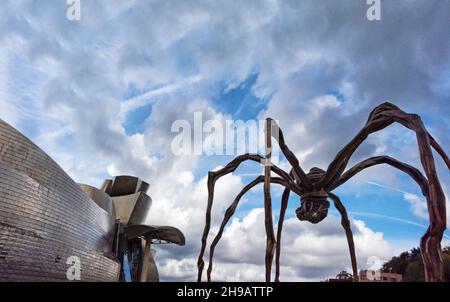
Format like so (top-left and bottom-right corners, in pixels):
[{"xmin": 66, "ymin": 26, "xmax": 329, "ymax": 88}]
[{"xmin": 403, "ymin": 193, "xmax": 429, "ymax": 220}]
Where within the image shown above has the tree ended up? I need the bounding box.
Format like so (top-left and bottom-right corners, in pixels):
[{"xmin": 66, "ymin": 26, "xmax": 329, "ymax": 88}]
[
  {"xmin": 381, "ymin": 250, "xmax": 413, "ymax": 275},
  {"xmin": 443, "ymin": 251, "xmax": 450, "ymax": 282},
  {"xmin": 382, "ymin": 246, "xmax": 450, "ymax": 282},
  {"xmin": 336, "ymin": 270, "xmax": 353, "ymax": 280},
  {"xmin": 403, "ymin": 260, "xmax": 424, "ymax": 282}
]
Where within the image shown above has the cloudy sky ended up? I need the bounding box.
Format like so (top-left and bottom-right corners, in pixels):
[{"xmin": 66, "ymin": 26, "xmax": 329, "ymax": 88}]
[{"xmin": 1, "ymin": 0, "xmax": 449, "ymax": 281}]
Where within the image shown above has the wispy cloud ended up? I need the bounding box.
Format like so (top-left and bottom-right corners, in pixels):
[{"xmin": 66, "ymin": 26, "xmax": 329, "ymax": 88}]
[
  {"xmin": 367, "ymin": 181, "xmax": 430, "ymax": 220},
  {"xmin": 350, "ymin": 211, "xmax": 427, "ymax": 230},
  {"xmin": 119, "ymin": 75, "xmax": 203, "ymax": 120}
]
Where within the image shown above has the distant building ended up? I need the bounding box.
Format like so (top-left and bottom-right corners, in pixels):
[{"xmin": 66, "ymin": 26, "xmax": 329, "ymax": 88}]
[
  {"xmin": 326, "ymin": 270, "xmax": 403, "ymax": 282},
  {"xmin": 359, "ymin": 270, "xmax": 403, "ymax": 282}
]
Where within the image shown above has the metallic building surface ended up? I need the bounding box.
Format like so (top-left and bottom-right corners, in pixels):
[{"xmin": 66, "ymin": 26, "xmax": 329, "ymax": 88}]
[
  {"xmin": 125, "ymin": 225, "xmax": 185, "ymax": 245},
  {"xmin": 79, "ymin": 184, "xmax": 116, "ymax": 218},
  {"xmin": 102, "ymin": 176, "xmax": 150, "ymax": 197},
  {"xmin": 112, "ymin": 192, "xmax": 152, "ymax": 226},
  {"xmin": 0, "ymin": 119, "xmax": 120, "ymax": 281},
  {"xmin": 102, "ymin": 176, "xmax": 186, "ymax": 282}
]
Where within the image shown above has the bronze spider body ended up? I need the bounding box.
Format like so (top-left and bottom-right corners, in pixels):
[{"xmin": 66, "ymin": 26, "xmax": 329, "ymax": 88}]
[{"xmin": 197, "ymin": 102, "xmax": 450, "ymax": 282}]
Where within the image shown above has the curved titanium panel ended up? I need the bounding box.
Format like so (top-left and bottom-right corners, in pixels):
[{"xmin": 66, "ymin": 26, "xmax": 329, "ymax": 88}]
[
  {"xmin": 79, "ymin": 184, "xmax": 116, "ymax": 218},
  {"xmin": 125, "ymin": 225, "xmax": 186, "ymax": 246},
  {"xmin": 0, "ymin": 120, "xmax": 120, "ymax": 281},
  {"xmin": 112, "ymin": 192, "xmax": 152, "ymax": 225},
  {"xmin": 104, "ymin": 175, "xmax": 150, "ymax": 197}
]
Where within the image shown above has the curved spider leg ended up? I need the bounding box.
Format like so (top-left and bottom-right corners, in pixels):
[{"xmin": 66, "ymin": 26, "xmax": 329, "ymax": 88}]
[
  {"xmin": 428, "ymin": 134, "xmax": 450, "ymax": 169},
  {"xmin": 328, "ymin": 193, "xmax": 358, "ymax": 282},
  {"xmin": 197, "ymin": 154, "xmax": 296, "ymax": 282},
  {"xmin": 320, "ymin": 102, "xmax": 448, "ymax": 281},
  {"xmin": 275, "ymin": 169, "xmax": 299, "ymax": 282},
  {"xmin": 206, "ymin": 176, "xmax": 288, "ymax": 281},
  {"xmin": 330, "ymin": 156, "xmax": 433, "ymax": 281},
  {"xmin": 319, "ymin": 102, "xmax": 448, "ymax": 191},
  {"xmin": 261, "ymin": 117, "xmax": 314, "ymax": 281},
  {"xmin": 266, "ymin": 118, "xmax": 313, "ymax": 190},
  {"xmin": 331, "ymin": 156, "xmax": 429, "ymax": 196},
  {"xmin": 275, "ymin": 187, "xmax": 290, "ymax": 282},
  {"xmin": 264, "ymin": 118, "xmax": 276, "ymax": 282}
]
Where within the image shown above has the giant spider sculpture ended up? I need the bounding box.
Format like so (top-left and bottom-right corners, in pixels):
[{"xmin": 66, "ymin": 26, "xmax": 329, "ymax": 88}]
[{"xmin": 197, "ymin": 102, "xmax": 450, "ymax": 282}]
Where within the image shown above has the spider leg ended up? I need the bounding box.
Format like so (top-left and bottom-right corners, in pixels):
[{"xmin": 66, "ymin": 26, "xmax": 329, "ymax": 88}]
[
  {"xmin": 428, "ymin": 134, "xmax": 450, "ymax": 169},
  {"xmin": 206, "ymin": 176, "xmax": 288, "ymax": 281},
  {"xmin": 321, "ymin": 102, "xmax": 448, "ymax": 281},
  {"xmin": 330, "ymin": 155, "xmax": 433, "ymax": 280},
  {"xmin": 266, "ymin": 118, "xmax": 313, "ymax": 190},
  {"xmin": 275, "ymin": 187, "xmax": 290, "ymax": 282},
  {"xmin": 331, "ymin": 156, "xmax": 429, "ymax": 195},
  {"xmin": 274, "ymin": 169, "xmax": 298, "ymax": 282},
  {"xmin": 328, "ymin": 193, "xmax": 358, "ymax": 282},
  {"xmin": 197, "ymin": 154, "xmax": 296, "ymax": 282},
  {"xmin": 319, "ymin": 102, "xmax": 448, "ymax": 190},
  {"xmin": 264, "ymin": 118, "xmax": 276, "ymax": 282},
  {"xmin": 259, "ymin": 118, "xmax": 314, "ymax": 281}
]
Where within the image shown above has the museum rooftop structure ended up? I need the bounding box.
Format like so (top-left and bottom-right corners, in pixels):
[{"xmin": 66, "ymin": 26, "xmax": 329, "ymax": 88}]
[{"xmin": 0, "ymin": 119, "xmax": 184, "ymax": 282}]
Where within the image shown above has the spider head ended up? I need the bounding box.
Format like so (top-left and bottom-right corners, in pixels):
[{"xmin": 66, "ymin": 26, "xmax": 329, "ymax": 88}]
[
  {"xmin": 296, "ymin": 166, "xmax": 329, "ymax": 224},
  {"xmin": 296, "ymin": 192, "xmax": 330, "ymax": 224}
]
